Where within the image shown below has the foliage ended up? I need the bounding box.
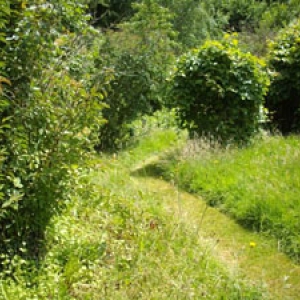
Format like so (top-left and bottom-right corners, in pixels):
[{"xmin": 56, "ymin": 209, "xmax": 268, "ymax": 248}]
[
  {"xmin": 156, "ymin": 0, "xmax": 225, "ymax": 49},
  {"xmin": 88, "ymin": 0, "xmax": 135, "ymax": 27},
  {"xmin": 168, "ymin": 35, "xmax": 269, "ymax": 144},
  {"xmin": 156, "ymin": 134, "xmax": 300, "ymax": 262},
  {"xmin": 4, "ymin": 1, "xmax": 89, "ymax": 91},
  {"xmin": 0, "ymin": 0, "xmax": 9, "ymax": 57},
  {"xmin": 130, "ymin": 108, "xmax": 180, "ymax": 140},
  {"xmin": 124, "ymin": 0, "xmax": 178, "ymax": 65},
  {"xmin": 259, "ymin": 0, "xmax": 300, "ymax": 30},
  {"xmin": 96, "ymin": 0, "xmax": 178, "ymax": 150},
  {"xmin": 96, "ymin": 51, "xmax": 152, "ymax": 150},
  {"xmin": 266, "ymin": 19, "xmax": 300, "ymax": 134},
  {"xmin": 237, "ymin": 0, "xmax": 300, "ymax": 56},
  {"xmin": 0, "ymin": 1, "xmax": 105, "ymax": 258},
  {"xmin": 124, "ymin": 0, "xmax": 179, "ymax": 101},
  {"xmin": 216, "ymin": 0, "xmax": 267, "ymax": 32}
]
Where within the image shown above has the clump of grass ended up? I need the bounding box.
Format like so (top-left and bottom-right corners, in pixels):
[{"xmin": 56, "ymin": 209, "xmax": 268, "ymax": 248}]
[
  {"xmin": 158, "ymin": 134, "xmax": 300, "ymax": 262},
  {"xmin": 0, "ymin": 155, "xmax": 267, "ymax": 299}
]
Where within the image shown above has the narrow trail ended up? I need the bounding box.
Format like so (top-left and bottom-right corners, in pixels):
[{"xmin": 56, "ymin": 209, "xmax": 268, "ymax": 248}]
[{"xmin": 130, "ymin": 159, "xmax": 300, "ymax": 300}]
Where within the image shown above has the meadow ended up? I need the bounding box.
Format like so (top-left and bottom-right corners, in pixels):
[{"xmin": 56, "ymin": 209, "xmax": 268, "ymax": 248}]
[
  {"xmin": 0, "ymin": 135, "xmax": 267, "ymax": 299},
  {"xmin": 152, "ymin": 133, "xmax": 300, "ymax": 262},
  {"xmin": 2, "ymin": 123, "xmax": 300, "ymax": 299}
]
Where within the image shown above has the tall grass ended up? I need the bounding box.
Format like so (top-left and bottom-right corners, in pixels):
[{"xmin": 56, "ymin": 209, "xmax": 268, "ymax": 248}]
[
  {"xmin": 0, "ymin": 152, "xmax": 266, "ymax": 299},
  {"xmin": 158, "ymin": 134, "xmax": 300, "ymax": 262}
]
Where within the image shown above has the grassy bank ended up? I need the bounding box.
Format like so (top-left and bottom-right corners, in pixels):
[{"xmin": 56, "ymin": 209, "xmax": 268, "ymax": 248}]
[{"xmin": 155, "ymin": 134, "xmax": 300, "ymax": 262}]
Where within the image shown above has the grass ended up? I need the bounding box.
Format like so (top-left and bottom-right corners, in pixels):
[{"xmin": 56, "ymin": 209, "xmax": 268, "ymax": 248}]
[
  {"xmin": 153, "ymin": 134, "xmax": 300, "ymax": 262},
  {"xmin": 2, "ymin": 125, "xmax": 300, "ymax": 299},
  {"xmin": 135, "ymin": 176, "xmax": 300, "ymax": 300},
  {"xmin": 0, "ymin": 130, "xmax": 267, "ymax": 299}
]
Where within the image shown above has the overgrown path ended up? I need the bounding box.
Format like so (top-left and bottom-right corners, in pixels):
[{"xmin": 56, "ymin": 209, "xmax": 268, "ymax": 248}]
[{"xmin": 130, "ymin": 158, "xmax": 300, "ymax": 300}]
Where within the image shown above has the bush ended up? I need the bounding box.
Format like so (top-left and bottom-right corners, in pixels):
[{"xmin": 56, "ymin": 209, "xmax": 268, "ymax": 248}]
[
  {"xmin": 96, "ymin": 1, "xmax": 178, "ymax": 151},
  {"xmin": 266, "ymin": 19, "xmax": 300, "ymax": 134},
  {"xmin": 0, "ymin": 1, "xmax": 105, "ymax": 258},
  {"xmin": 169, "ymin": 36, "xmax": 269, "ymax": 144},
  {"xmin": 96, "ymin": 52, "xmax": 153, "ymax": 151}
]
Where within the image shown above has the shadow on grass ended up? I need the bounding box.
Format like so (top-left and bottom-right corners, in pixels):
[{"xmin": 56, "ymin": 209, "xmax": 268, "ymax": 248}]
[{"xmin": 131, "ymin": 162, "xmax": 166, "ymax": 178}]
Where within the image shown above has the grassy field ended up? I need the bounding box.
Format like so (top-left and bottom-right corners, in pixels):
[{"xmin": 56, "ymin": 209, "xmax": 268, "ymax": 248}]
[
  {"xmin": 154, "ymin": 134, "xmax": 300, "ymax": 262},
  {"xmin": 0, "ymin": 131, "xmax": 266, "ymax": 299},
  {"xmin": 1, "ymin": 125, "xmax": 300, "ymax": 299}
]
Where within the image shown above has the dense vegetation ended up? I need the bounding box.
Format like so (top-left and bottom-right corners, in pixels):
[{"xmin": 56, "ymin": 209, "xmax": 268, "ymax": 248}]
[
  {"xmin": 0, "ymin": 0, "xmax": 106, "ymax": 258},
  {"xmin": 266, "ymin": 20, "xmax": 300, "ymax": 134},
  {"xmin": 1, "ymin": 0, "xmax": 300, "ymax": 298}
]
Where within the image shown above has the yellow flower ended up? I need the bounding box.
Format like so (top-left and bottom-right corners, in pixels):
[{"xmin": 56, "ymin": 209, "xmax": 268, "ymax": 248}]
[
  {"xmin": 249, "ymin": 242, "xmax": 256, "ymax": 248},
  {"xmin": 232, "ymin": 39, "xmax": 239, "ymax": 46}
]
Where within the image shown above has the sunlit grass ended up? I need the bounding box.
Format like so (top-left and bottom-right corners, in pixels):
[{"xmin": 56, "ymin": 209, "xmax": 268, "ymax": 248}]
[
  {"xmin": 3, "ymin": 117, "xmax": 299, "ymax": 299},
  {"xmin": 158, "ymin": 134, "xmax": 300, "ymax": 262},
  {"xmin": 0, "ymin": 146, "xmax": 266, "ymax": 299}
]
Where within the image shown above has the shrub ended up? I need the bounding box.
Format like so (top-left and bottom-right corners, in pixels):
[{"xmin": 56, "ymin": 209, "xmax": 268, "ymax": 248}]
[
  {"xmin": 96, "ymin": 52, "xmax": 153, "ymax": 151},
  {"xmin": 169, "ymin": 36, "xmax": 269, "ymax": 144},
  {"xmin": 0, "ymin": 39, "xmax": 105, "ymax": 258},
  {"xmin": 0, "ymin": 1, "xmax": 105, "ymax": 258},
  {"xmin": 96, "ymin": 1, "xmax": 178, "ymax": 151},
  {"xmin": 266, "ymin": 19, "xmax": 300, "ymax": 134}
]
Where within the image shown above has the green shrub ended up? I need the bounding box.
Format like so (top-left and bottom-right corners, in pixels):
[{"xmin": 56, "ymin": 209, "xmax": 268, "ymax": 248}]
[
  {"xmin": 169, "ymin": 36, "xmax": 270, "ymax": 144},
  {"xmin": 266, "ymin": 19, "xmax": 300, "ymax": 134},
  {"xmin": 96, "ymin": 52, "xmax": 153, "ymax": 151},
  {"xmin": 0, "ymin": 47, "xmax": 104, "ymax": 258},
  {"xmin": 96, "ymin": 1, "xmax": 178, "ymax": 151},
  {"xmin": 0, "ymin": 1, "xmax": 105, "ymax": 258}
]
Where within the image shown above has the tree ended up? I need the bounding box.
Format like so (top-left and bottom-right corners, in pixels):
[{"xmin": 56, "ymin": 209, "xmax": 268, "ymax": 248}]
[
  {"xmin": 266, "ymin": 19, "xmax": 300, "ymax": 133},
  {"xmin": 96, "ymin": 0, "xmax": 179, "ymax": 150},
  {"xmin": 88, "ymin": 0, "xmax": 135, "ymax": 27},
  {"xmin": 158, "ymin": 0, "xmax": 225, "ymax": 49}
]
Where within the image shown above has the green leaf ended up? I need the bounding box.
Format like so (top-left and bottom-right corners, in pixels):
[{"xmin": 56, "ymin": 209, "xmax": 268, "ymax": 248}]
[
  {"xmin": 13, "ymin": 177, "xmax": 23, "ymax": 189},
  {"xmin": 2, "ymin": 193, "xmax": 23, "ymax": 209}
]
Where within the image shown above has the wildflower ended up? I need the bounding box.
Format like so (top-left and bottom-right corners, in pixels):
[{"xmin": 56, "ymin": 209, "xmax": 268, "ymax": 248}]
[{"xmin": 249, "ymin": 242, "xmax": 256, "ymax": 248}]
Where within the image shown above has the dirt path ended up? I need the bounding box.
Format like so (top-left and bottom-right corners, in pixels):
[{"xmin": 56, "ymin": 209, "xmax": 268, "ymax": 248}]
[{"xmin": 131, "ymin": 172, "xmax": 300, "ymax": 300}]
